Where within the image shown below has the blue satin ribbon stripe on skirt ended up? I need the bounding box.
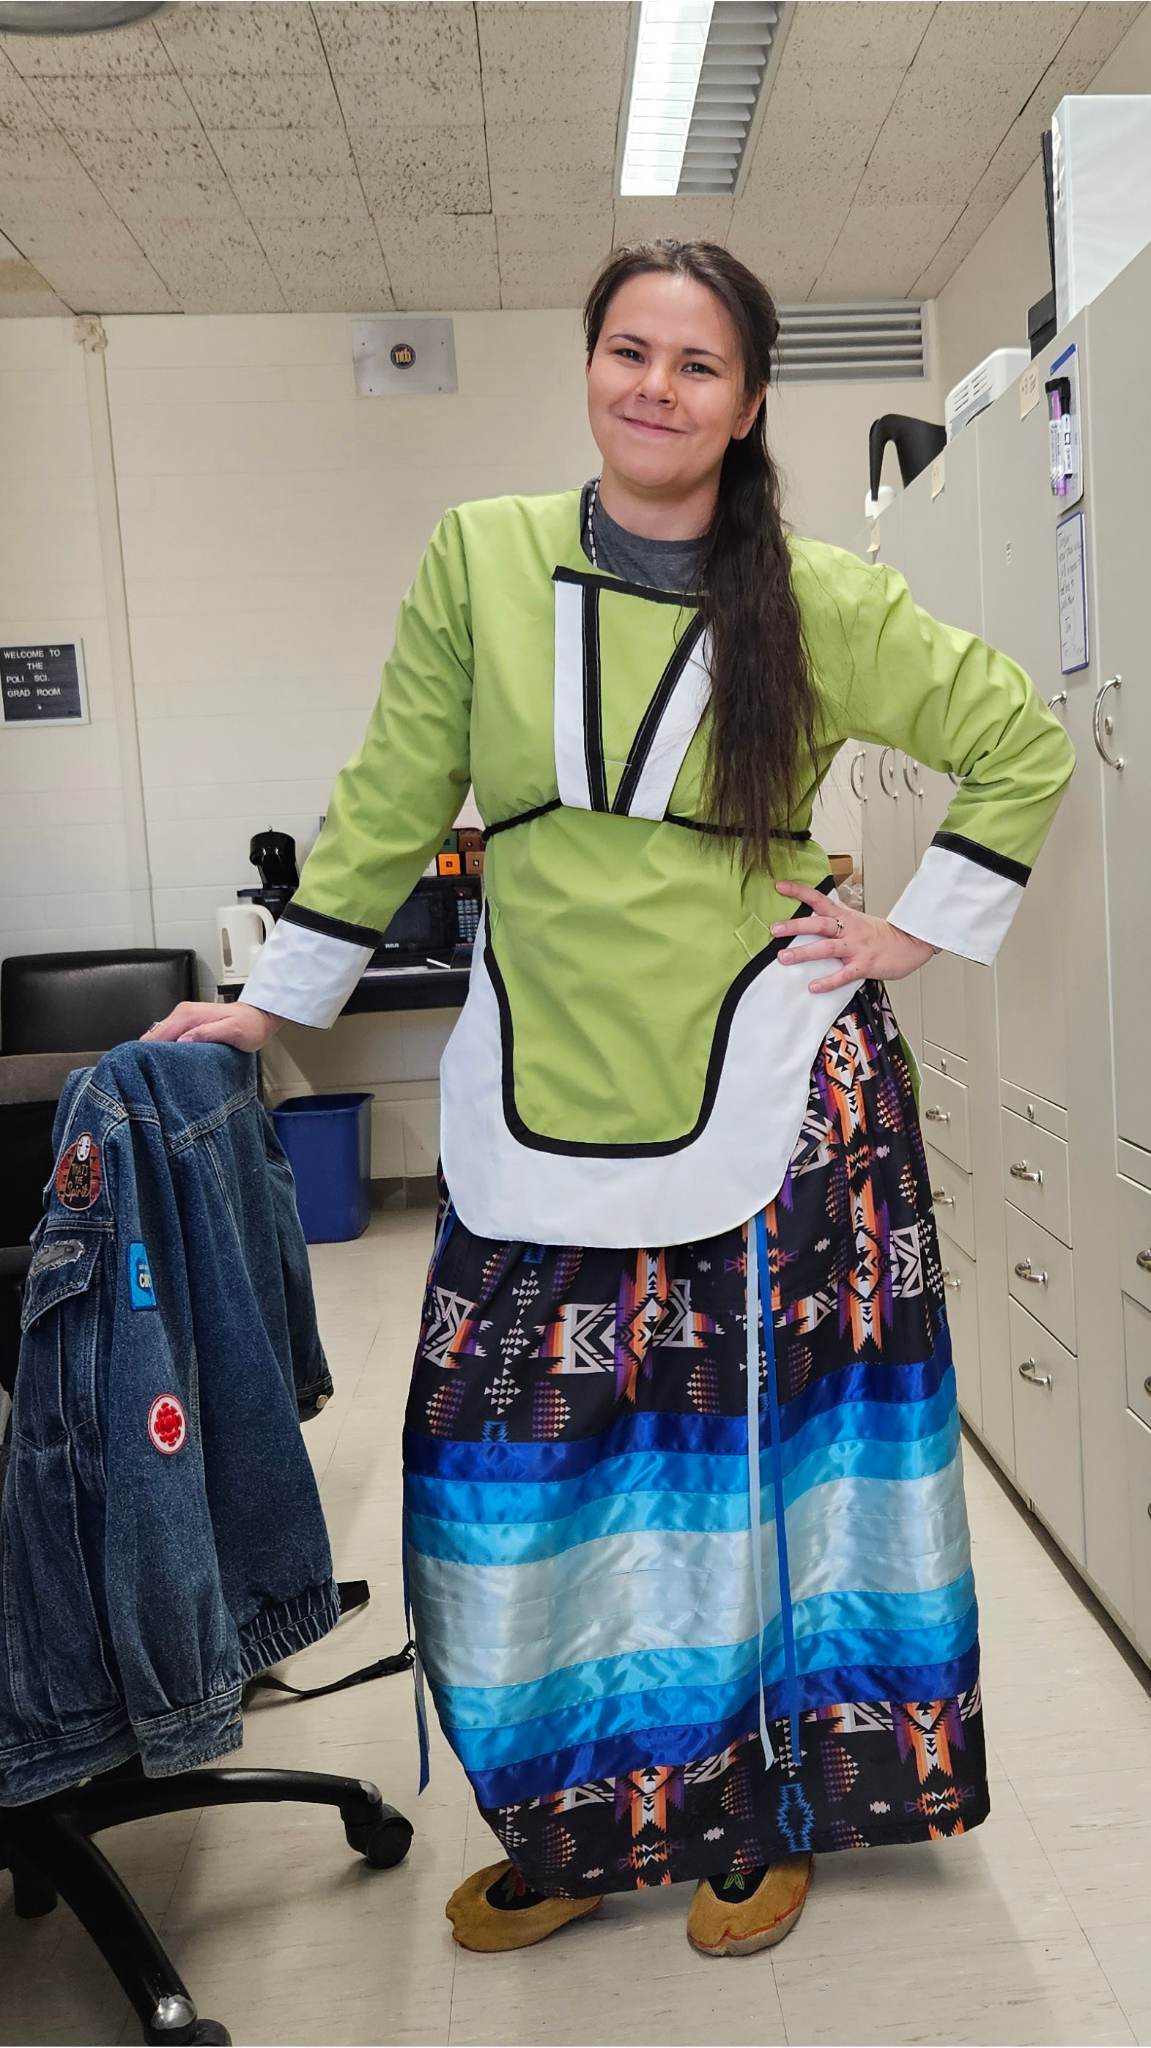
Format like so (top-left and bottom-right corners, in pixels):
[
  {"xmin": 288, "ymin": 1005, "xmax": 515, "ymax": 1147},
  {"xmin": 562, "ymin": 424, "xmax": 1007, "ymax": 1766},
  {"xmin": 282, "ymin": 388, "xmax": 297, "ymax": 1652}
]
[{"xmin": 403, "ymin": 981, "xmax": 990, "ymax": 1894}]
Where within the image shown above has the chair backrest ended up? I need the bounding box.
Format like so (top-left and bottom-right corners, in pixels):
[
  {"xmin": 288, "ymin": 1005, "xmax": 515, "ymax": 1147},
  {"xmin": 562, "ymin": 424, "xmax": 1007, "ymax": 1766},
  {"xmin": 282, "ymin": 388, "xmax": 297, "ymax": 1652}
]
[{"xmin": 0, "ymin": 949, "xmax": 197, "ymax": 1055}]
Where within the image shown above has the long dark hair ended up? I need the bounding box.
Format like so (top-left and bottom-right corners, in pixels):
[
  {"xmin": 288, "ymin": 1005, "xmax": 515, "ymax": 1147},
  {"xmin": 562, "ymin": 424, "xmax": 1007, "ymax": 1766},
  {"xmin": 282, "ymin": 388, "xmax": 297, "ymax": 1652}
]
[{"xmin": 583, "ymin": 239, "xmax": 817, "ymax": 873}]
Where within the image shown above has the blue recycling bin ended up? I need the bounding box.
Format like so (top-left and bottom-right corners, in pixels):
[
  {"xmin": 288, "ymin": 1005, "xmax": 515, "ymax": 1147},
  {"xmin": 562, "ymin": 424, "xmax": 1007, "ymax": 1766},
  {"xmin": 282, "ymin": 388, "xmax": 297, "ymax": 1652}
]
[{"xmin": 272, "ymin": 1091, "xmax": 373, "ymax": 1244}]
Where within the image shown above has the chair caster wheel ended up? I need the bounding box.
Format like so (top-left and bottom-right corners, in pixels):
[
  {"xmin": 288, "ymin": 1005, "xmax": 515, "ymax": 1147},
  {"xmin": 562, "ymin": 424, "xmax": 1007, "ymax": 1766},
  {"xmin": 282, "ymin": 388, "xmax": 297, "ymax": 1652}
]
[
  {"xmin": 345, "ymin": 1803, "xmax": 413, "ymax": 1869},
  {"xmin": 142, "ymin": 2001, "xmax": 230, "ymax": 2043}
]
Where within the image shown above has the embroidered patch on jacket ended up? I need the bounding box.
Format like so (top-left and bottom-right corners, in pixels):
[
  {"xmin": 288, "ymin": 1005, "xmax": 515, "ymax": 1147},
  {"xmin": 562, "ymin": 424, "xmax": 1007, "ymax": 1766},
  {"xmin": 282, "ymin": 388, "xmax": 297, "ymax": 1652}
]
[
  {"xmin": 148, "ymin": 1394, "xmax": 187, "ymax": 1456},
  {"xmin": 55, "ymin": 1132, "xmax": 102, "ymax": 1211},
  {"xmin": 29, "ymin": 1237, "xmax": 84, "ymax": 1277},
  {"xmin": 128, "ymin": 1242, "xmax": 157, "ymax": 1311}
]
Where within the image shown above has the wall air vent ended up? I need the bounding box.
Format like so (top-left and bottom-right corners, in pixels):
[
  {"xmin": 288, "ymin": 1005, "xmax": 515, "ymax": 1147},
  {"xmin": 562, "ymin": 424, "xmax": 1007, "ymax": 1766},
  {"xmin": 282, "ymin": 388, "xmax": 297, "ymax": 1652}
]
[{"xmin": 775, "ymin": 304, "xmax": 927, "ymax": 383}]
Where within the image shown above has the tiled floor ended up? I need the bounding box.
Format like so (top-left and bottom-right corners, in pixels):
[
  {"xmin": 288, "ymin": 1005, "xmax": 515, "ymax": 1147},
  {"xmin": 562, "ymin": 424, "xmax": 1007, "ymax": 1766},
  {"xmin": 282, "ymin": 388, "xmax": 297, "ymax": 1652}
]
[{"xmin": 4, "ymin": 1200, "xmax": 1151, "ymax": 2047}]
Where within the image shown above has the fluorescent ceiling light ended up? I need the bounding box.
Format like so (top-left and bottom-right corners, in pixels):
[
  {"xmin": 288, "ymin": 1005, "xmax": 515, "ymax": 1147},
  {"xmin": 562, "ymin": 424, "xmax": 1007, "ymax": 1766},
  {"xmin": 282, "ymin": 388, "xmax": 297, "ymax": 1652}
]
[
  {"xmin": 620, "ymin": 0, "xmax": 782, "ymax": 198},
  {"xmin": 621, "ymin": 1, "xmax": 714, "ymax": 197}
]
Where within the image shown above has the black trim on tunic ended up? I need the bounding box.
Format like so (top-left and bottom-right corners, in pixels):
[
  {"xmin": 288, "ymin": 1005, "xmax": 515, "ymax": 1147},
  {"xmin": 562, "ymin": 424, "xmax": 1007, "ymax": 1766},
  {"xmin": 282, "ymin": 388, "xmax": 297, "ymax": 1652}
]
[
  {"xmin": 931, "ymin": 829, "xmax": 1030, "ymax": 888},
  {"xmin": 281, "ymin": 901, "xmax": 382, "ymax": 948}
]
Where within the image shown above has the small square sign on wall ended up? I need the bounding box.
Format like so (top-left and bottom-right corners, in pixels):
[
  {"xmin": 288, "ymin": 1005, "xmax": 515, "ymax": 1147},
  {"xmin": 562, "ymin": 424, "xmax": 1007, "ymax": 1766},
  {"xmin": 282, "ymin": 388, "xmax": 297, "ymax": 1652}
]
[{"xmin": 1, "ymin": 643, "xmax": 88, "ymax": 726}]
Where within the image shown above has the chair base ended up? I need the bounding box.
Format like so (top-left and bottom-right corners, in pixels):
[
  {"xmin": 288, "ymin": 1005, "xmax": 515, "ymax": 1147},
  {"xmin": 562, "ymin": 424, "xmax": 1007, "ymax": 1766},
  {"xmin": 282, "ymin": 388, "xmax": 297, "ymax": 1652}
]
[{"xmin": 1, "ymin": 1758, "xmax": 413, "ymax": 2045}]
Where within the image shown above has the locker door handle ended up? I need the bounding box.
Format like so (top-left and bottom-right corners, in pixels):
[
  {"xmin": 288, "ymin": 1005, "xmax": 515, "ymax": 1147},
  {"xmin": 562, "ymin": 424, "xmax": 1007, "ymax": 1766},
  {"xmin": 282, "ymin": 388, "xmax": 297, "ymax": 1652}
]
[
  {"xmin": 925, "ymin": 1106, "xmax": 951, "ymax": 1124},
  {"xmin": 878, "ymin": 747, "xmax": 899, "ymax": 798},
  {"xmin": 942, "ymin": 1271, "xmax": 961, "ymax": 1291},
  {"xmin": 1013, "ymin": 1259, "xmax": 1048, "ymax": 1286},
  {"xmin": 1092, "ymin": 675, "xmax": 1125, "ymax": 770},
  {"xmin": 848, "ymin": 749, "xmax": 868, "ymax": 801},
  {"xmin": 1018, "ymin": 1359, "xmax": 1053, "ymax": 1388},
  {"xmin": 1009, "ymin": 1161, "xmax": 1043, "ymax": 1184},
  {"xmin": 930, "ymin": 1186, "xmax": 955, "ymax": 1206},
  {"xmin": 1048, "ymin": 689, "xmax": 1068, "ymax": 715},
  {"xmin": 902, "ymin": 758, "xmax": 923, "ymax": 798},
  {"xmin": 1137, "ymin": 1249, "xmax": 1151, "ymax": 1274}
]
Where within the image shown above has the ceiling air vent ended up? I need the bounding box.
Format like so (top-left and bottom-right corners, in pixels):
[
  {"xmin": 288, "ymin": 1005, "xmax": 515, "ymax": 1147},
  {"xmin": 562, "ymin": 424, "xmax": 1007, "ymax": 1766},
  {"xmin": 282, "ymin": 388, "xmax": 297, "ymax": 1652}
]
[
  {"xmin": 621, "ymin": 1, "xmax": 782, "ymax": 198},
  {"xmin": 775, "ymin": 304, "xmax": 927, "ymax": 383}
]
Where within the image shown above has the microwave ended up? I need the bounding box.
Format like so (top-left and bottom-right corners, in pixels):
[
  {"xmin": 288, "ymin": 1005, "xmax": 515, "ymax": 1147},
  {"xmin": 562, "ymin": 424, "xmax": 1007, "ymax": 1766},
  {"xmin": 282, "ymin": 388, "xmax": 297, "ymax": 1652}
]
[{"xmin": 371, "ymin": 876, "xmax": 482, "ymax": 968}]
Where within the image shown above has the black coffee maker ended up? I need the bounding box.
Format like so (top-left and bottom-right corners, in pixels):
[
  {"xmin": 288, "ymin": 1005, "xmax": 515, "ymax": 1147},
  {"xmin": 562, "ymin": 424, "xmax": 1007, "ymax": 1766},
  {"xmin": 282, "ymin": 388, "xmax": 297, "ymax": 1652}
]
[{"xmin": 239, "ymin": 828, "xmax": 299, "ymax": 922}]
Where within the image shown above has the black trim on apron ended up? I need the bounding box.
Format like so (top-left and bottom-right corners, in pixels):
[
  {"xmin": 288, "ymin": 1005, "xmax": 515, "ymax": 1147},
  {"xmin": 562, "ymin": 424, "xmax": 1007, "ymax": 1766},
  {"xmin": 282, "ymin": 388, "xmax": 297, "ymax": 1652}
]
[{"xmin": 483, "ymin": 877, "xmax": 835, "ymax": 1158}]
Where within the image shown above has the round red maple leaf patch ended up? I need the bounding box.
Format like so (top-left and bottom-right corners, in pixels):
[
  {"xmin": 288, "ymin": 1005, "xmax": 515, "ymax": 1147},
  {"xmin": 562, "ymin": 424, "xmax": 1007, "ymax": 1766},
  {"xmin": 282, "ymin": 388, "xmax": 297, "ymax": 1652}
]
[{"xmin": 148, "ymin": 1394, "xmax": 187, "ymax": 1456}]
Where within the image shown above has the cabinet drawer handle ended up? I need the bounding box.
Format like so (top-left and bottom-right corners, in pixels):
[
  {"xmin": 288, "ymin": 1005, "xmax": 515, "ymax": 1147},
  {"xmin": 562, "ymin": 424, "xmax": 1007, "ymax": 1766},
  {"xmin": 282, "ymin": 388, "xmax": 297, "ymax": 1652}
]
[
  {"xmin": 942, "ymin": 1271, "xmax": 961, "ymax": 1291},
  {"xmin": 1010, "ymin": 1161, "xmax": 1044, "ymax": 1184},
  {"xmin": 1092, "ymin": 674, "xmax": 1125, "ymax": 771},
  {"xmin": 1138, "ymin": 1249, "xmax": 1151, "ymax": 1274},
  {"xmin": 848, "ymin": 749, "xmax": 868, "ymax": 802},
  {"xmin": 1013, "ymin": 1259, "xmax": 1048, "ymax": 1286},
  {"xmin": 1018, "ymin": 1359, "xmax": 1053, "ymax": 1388},
  {"xmin": 925, "ymin": 1106, "xmax": 951, "ymax": 1124},
  {"xmin": 931, "ymin": 1186, "xmax": 955, "ymax": 1206},
  {"xmin": 902, "ymin": 758, "xmax": 923, "ymax": 798},
  {"xmin": 878, "ymin": 747, "xmax": 899, "ymax": 798}
]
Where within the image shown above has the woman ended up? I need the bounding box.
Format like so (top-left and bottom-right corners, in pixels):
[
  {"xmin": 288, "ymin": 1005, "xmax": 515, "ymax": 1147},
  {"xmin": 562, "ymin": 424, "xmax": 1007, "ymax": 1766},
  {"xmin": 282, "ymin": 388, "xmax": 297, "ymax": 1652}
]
[{"xmin": 148, "ymin": 240, "xmax": 1073, "ymax": 1959}]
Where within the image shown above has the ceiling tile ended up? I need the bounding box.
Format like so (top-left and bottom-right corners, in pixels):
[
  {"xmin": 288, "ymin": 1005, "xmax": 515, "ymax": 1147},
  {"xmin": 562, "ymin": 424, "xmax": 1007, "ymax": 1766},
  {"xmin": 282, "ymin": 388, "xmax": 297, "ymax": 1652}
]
[
  {"xmin": 0, "ymin": 123, "xmax": 85, "ymax": 177},
  {"xmin": 34, "ymin": 251, "xmax": 177, "ymax": 313},
  {"xmin": 0, "ymin": 21, "xmax": 170, "ymax": 77},
  {"xmin": 914, "ymin": 1, "xmax": 1081, "ymax": 71},
  {"xmin": 726, "ymin": 210, "xmax": 834, "ymax": 304},
  {"xmin": 611, "ymin": 197, "xmax": 735, "ymax": 247},
  {"xmin": 208, "ymin": 124, "xmax": 357, "ymax": 184},
  {"xmin": 16, "ymin": 207, "xmax": 150, "ymax": 266},
  {"xmin": 777, "ymin": 2, "xmax": 935, "ymax": 72},
  {"xmin": 487, "ymin": 114, "xmax": 618, "ymax": 214},
  {"xmin": 0, "ymin": 228, "xmax": 67, "ymax": 313},
  {"xmin": 23, "ymin": 73, "xmax": 199, "ymax": 135},
  {"xmin": 855, "ymin": 77, "xmax": 1035, "ymax": 208},
  {"xmin": 0, "ymin": 51, "xmax": 58, "ymax": 123},
  {"xmin": 1, "ymin": 173, "xmax": 137, "ymax": 242},
  {"xmin": 316, "ymin": 3, "xmax": 483, "ymax": 123},
  {"xmin": 374, "ymin": 209, "xmax": 500, "ymax": 310},
  {"xmin": 153, "ymin": 3, "xmax": 327, "ymax": 76},
  {"xmin": 909, "ymin": 199, "xmax": 1004, "ymax": 299},
  {"xmin": 815, "ymin": 200, "xmax": 965, "ymax": 299},
  {"xmin": 228, "ymin": 172, "xmax": 373, "ymax": 229},
  {"xmin": 741, "ymin": 63, "xmax": 906, "ymax": 202},
  {"xmin": 144, "ymin": 223, "xmax": 288, "ymax": 312},
  {"xmin": 496, "ymin": 207, "xmax": 615, "ymax": 309},
  {"xmin": 353, "ymin": 122, "xmax": 490, "ymax": 218},
  {"xmin": 179, "ymin": 69, "xmax": 340, "ymax": 132},
  {"xmin": 477, "ymin": 1, "xmax": 631, "ymax": 126},
  {"xmin": 256, "ymin": 216, "xmax": 395, "ymax": 311},
  {"xmin": 64, "ymin": 123, "xmax": 226, "ymax": 191}
]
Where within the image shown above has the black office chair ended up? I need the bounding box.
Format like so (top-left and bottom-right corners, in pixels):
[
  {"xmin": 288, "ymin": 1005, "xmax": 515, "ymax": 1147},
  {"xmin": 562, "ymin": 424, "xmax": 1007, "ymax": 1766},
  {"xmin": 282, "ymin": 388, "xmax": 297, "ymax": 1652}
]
[{"xmin": 0, "ymin": 958, "xmax": 413, "ymax": 2046}]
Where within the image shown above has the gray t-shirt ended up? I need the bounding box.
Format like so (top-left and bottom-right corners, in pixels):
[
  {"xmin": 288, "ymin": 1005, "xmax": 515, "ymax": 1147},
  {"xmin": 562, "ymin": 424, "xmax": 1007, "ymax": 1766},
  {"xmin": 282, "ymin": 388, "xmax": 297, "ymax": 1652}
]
[{"xmin": 579, "ymin": 478, "xmax": 705, "ymax": 595}]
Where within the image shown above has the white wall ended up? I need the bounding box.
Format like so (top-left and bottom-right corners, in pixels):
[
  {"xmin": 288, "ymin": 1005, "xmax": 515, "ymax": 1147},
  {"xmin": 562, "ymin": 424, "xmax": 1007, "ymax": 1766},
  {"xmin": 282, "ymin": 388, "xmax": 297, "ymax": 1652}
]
[
  {"xmin": 0, "ymin": 320, "xmax": 145, "ymax": 964},
  {"xmin": 2, "ymin": 304, "xmax": 937, "ymax": 1167},
  {"xmin": 936, "ymin": 7, "xmax": 1151, "ymax": 394}
]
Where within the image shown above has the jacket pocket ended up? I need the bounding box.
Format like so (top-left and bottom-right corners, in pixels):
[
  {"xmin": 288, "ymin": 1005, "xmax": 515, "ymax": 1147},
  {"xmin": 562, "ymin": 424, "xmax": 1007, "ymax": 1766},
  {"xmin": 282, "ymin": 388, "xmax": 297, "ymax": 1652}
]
[
  {"xmin": 20, "ymin": 1230, "xmax": 102, "ymax": 1333},
  {"xmin": 1, "ymin": 1418, "xmax": 120, "ymax": 1729}
]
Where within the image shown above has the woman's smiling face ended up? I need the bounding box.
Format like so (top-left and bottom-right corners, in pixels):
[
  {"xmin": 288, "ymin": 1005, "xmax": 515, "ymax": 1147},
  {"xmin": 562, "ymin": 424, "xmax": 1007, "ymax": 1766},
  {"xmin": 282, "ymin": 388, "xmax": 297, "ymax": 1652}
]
[{"xmin": 586, "ymin": 269, "xmax": 763, "ymax": 492}]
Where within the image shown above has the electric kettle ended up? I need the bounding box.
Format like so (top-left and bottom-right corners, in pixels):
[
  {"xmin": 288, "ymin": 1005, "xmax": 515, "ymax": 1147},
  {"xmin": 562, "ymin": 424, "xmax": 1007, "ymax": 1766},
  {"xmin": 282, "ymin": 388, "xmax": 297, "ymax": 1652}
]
[{"xmin": 217, "ymin": 902, "xmax": 275, "ymax": 981}]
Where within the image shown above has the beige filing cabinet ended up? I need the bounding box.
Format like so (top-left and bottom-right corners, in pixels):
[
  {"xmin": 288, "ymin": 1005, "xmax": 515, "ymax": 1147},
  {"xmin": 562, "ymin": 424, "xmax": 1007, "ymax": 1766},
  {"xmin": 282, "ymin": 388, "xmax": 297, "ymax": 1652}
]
[{"xmin": 850, "ymin": 239, "xmax": 1151, "ymax": 1663}]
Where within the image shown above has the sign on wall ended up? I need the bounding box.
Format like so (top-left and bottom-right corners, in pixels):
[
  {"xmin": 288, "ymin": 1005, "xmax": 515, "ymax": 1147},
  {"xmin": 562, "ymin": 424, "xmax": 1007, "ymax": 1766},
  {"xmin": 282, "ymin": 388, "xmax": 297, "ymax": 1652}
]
[{"xmin": 1, "ymin": 643, "xmax": 88, "ymax": 726}]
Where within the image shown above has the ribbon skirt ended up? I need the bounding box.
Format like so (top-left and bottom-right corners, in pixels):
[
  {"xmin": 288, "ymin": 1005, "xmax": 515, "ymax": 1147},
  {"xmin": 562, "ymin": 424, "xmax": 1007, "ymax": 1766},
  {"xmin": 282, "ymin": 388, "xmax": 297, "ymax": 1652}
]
[{"xmin": 403, "ymin": 981, "xmax": 989, "ymax": 1895}]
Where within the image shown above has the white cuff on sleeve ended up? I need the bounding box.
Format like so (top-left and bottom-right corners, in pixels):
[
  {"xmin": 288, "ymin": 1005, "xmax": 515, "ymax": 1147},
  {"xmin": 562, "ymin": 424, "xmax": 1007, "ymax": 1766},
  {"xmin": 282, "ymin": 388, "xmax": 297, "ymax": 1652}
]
[
  {"xmin": 240, "ymin": 915, "xmax": 374, "ymax": 1028},
  {"xmin": 886, "ymin": 837, "xmax": 1028, "ymax": 967}
]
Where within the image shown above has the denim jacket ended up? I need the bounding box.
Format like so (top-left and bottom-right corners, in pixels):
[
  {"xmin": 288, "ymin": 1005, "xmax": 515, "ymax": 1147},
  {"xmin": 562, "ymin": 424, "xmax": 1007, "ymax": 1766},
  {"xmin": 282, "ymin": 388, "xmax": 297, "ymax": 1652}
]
[{"xmin": 0, "ymin": 1042, "xmax": 338, "ymax": 1805}]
